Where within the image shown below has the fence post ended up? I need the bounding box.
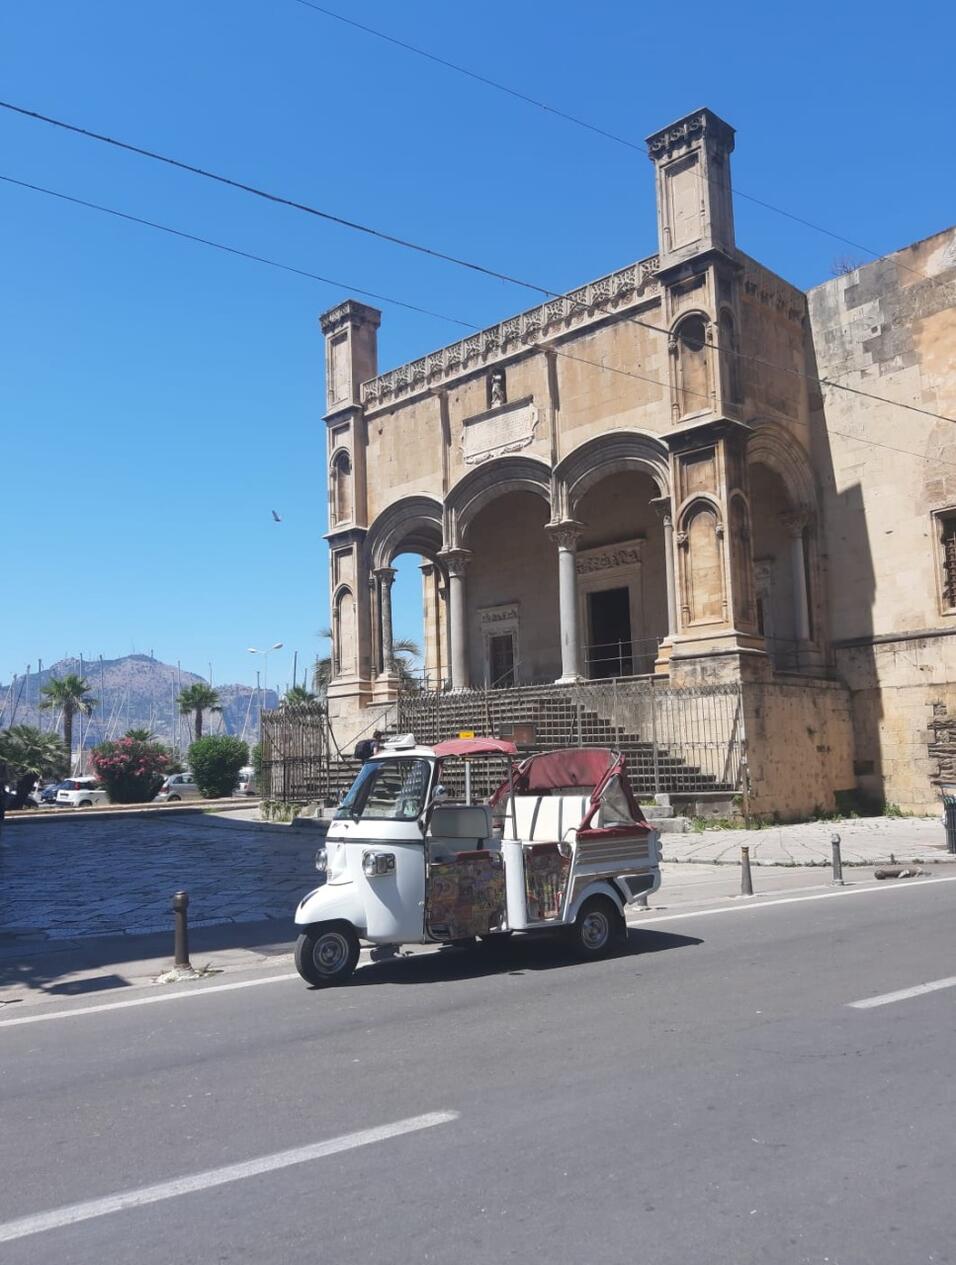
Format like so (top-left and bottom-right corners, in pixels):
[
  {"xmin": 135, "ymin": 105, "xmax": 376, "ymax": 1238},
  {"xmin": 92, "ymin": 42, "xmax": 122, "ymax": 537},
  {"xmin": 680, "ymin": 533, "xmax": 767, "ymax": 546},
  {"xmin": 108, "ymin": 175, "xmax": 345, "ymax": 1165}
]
[
  {"xmin": 740, "ymin": 845, "xmax": 754, "ymax": 897},
  {"xmin": 651, "ymin": 680, "xmax": 660, "ymax": 796},
  {"xmin": 575, "ymin": 701, "xmax": 583, "ymax": 746},
  {"xmin": 831, "ymin": 832, "xmax": 845, "ymax": 885}
]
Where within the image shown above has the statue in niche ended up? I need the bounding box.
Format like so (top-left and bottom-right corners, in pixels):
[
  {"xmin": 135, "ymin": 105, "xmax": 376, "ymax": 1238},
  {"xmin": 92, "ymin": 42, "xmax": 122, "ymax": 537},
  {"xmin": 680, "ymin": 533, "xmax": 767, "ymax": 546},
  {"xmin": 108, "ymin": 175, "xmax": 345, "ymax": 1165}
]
[{"xmin": 489, "ymin": 369, "xmax": 507, "ymax": 409}]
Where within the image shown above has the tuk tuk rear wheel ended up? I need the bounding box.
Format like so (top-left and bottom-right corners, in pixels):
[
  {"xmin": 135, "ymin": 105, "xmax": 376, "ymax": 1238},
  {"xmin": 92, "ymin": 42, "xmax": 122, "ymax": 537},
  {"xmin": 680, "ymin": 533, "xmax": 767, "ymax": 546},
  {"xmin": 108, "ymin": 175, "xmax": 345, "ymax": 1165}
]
[
  {"xmin": 295, "ymin": 922, "xmax": 360, "ymax": 987},
  {"xmin": 569, "ymin": 896, "xmax": 623, "ymax": 960}
]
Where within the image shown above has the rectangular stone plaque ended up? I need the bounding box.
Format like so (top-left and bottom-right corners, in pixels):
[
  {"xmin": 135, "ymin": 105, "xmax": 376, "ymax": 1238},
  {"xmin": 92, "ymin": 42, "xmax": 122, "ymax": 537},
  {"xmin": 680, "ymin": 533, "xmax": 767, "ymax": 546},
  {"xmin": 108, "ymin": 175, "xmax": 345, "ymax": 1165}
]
[{"xmin": 462, "ymin": 398, "xmax": 538, "ymax": 466}]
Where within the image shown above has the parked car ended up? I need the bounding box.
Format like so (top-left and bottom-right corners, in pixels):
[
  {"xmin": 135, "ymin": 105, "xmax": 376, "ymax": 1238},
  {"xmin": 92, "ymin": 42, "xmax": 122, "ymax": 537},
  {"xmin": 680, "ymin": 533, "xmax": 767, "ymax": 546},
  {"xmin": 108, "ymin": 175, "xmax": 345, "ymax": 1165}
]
[
  {"xmin": 41, "ymin": 781, "xmax": 69, "ymax": 805},
  {"xmin": 154, "ymin": 773, "xmax": 202, "ymax": 802},
  {"xmin": 56, "ymin": 777, "xmax": 108, "ymax": 808},
  {"xmin": 234, "ymin": 766, "xmax": 256, "ymax": 796}
]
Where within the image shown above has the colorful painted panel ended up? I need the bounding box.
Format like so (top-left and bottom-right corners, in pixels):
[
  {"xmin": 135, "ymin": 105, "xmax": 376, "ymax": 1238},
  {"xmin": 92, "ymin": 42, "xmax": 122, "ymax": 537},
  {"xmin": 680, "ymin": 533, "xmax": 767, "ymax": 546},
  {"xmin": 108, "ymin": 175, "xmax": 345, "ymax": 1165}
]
[
  {"xmin": 426, "ymin": 853, "xmax": 506, "ymax": 940},
  {"xmin": 523, "ymin": 843, "xmax": 571, "ymax": 922}
]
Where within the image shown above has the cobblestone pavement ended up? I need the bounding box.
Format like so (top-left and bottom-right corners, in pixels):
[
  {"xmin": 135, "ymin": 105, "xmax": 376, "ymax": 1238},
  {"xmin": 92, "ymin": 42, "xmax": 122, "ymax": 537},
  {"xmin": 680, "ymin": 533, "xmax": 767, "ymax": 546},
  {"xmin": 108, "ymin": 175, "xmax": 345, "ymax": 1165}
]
[
  {"xmin": 0, "ymin": 815, "xmax": 323, "ymax": 942},
  {"xmin": 663, "ymin": 814, "xmax": 954, "ymax": 865}
]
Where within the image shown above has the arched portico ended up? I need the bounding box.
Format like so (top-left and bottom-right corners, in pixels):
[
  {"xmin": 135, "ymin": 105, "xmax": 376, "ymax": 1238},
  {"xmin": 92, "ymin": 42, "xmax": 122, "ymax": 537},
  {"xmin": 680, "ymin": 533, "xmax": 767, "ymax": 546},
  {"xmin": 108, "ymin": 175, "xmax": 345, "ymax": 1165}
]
[{"xmin": 747, "ymin": 424, "xmax": 821, "ymax": 670}]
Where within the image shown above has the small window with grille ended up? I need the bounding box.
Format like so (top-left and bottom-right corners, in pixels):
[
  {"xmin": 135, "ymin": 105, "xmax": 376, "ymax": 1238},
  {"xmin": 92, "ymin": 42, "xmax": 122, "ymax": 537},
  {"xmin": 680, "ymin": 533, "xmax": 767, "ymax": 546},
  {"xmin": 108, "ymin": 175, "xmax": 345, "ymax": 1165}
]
[{"xmin": 934, "ymin": 510, "xmax": 956, "ymax": 613}]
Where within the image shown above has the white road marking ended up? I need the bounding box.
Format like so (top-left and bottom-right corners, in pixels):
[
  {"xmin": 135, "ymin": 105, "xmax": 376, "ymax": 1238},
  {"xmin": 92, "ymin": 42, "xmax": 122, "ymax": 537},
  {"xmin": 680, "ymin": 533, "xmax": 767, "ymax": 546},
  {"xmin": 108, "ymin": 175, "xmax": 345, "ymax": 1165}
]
[
  {"xmin": 626, "ymin": 874, "xmax": 956, "ymax": 926},
  {"xmin": 0, "ymin": 972, "xmax": 301, "ymax": 1028},
  {"xmin": 0, "ymin": 1111, "xmax": 458, "ymax": 1244},
  {"xmin": 848, "ymin": 974, "xmax": 956, "ymax": 1010}
]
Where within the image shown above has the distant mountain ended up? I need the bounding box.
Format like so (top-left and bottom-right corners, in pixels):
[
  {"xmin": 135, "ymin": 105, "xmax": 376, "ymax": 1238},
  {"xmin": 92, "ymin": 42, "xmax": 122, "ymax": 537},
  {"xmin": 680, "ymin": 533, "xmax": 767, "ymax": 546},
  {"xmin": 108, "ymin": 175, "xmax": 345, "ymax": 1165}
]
[{"xmin": 0, "ymin": 655, "xmax": 277, "ymax": 753}]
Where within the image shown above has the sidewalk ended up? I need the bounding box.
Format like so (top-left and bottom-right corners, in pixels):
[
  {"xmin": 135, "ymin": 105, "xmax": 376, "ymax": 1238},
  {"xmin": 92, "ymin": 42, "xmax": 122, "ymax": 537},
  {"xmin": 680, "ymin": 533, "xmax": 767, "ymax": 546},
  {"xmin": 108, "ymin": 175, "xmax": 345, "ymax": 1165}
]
[{"xmin": 662, "ymin": 814, "xmax": 953, "ymax": 866}]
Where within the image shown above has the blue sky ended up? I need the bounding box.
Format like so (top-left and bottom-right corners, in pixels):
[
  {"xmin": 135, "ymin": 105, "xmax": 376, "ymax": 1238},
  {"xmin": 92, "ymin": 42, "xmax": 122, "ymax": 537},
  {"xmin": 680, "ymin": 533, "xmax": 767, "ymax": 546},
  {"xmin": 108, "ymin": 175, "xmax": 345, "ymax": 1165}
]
[{"xmin": 2, "ymin": 0, "xmax": 953, "ymax": 693}]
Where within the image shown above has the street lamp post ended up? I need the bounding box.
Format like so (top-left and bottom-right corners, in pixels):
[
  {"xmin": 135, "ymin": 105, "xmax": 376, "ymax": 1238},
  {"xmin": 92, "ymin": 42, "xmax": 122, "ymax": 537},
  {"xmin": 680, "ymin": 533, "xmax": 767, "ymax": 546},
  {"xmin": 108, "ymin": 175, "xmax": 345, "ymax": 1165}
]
[{"xmin": 248, "ymin": 643, "xmax": 283, "ymax": 714}]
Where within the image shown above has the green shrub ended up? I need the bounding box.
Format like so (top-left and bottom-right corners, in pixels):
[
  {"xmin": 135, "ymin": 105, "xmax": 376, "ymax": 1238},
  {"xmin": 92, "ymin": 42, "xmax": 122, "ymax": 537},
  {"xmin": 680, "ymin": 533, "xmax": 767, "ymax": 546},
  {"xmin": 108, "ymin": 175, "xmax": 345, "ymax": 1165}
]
[
  {"xmin": 188, "ymin": 736, "xmax": 249, "ymax": 798},
  {"xmin": 90, "ymin": 736, "xmax": 173, "ymax": 804}
]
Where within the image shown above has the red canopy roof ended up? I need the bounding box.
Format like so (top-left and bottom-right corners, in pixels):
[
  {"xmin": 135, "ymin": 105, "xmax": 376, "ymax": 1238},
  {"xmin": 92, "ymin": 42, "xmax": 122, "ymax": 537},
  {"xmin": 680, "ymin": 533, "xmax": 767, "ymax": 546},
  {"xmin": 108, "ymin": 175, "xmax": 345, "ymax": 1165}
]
[
  {"xmin": 517, "ymin": 747, "xmax": 616, "ymax": 791},
  {"xmin": 433, "ymin": 737, "xmax": 519, "ymax": 759}
]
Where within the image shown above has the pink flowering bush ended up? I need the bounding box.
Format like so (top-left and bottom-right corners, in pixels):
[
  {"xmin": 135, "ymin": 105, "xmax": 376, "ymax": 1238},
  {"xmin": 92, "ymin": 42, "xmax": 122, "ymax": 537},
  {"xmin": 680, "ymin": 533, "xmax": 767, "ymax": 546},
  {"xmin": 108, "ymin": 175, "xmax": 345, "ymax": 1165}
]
[{"xmin": 90, "ymin": 737, "xmax": 173, "ymax": 804}]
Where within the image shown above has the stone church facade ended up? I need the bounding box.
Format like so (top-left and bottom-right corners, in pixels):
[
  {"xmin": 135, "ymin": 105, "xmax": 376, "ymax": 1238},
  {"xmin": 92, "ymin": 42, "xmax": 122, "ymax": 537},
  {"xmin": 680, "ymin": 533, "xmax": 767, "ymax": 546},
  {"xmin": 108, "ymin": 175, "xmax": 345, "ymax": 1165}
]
[{"xmin": 318, "ymin": 108, "xmax": 956, "ymax": 817}]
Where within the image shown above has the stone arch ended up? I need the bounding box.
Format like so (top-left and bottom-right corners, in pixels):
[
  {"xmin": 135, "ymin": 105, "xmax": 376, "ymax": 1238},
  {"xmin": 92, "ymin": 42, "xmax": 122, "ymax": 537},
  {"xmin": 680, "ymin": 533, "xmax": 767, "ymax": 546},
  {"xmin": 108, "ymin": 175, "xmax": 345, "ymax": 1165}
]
[
  {"xmin": 365, "ymin": 495, "xmax": 444, "ymax": 571},
  {"xmin": 329, "ymin": 447, "xmax": 352, "ymax": 526},
  {"xmin": 447, "ymin": 455, "xmax": 551, "ymax": 543},
  {"xmin": 747, "ymin": 422, "xmax": 818, "ymax": 515},
  {"xmin": 677, "ymin": 496, "xmax": 725, "ymax": 625},
  {"xmin": 331, "ymin": 584, "xmax": 356, "ymax": 677},
  {"xmin": 671, "ymin": 311, "xmax": 713, "ymax": 420},
  {"xmin": 554, "ymin": 430, "xmax": 670, "ymax": 516},
  {"xmin": 728, "ymin": 490, "xmax": 756, "ymax": 629}
]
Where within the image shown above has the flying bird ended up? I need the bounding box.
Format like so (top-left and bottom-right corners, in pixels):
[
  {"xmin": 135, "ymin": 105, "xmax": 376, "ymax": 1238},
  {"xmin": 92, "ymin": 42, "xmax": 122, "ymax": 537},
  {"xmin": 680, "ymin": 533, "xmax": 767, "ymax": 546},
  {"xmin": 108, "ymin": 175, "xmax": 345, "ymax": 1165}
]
[{"xmin": 271, "ymin": 510, "xmax": 282, "ymax": 523}]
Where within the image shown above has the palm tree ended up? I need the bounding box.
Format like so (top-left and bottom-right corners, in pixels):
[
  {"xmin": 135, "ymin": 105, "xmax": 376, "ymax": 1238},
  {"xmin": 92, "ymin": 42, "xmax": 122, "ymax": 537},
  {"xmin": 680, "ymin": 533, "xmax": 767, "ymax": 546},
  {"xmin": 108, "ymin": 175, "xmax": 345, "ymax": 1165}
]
[
  {"xmin": 283, "ymin": 685, "xmax": 318, "ymax": 706},
  {"xmin": 124, "ymin": 727, "xmax": 155, "ymax": 741},
  {"xmin": 39, "ymin": 674, "xmax": 96, "ymax": 767},
  {"xmin": 177, "ymin": 683, "xmax": 222, "ymax": 741},
  {"xmin": 0, "ymin": 725, "xmax": 69, "ymax": 808}
]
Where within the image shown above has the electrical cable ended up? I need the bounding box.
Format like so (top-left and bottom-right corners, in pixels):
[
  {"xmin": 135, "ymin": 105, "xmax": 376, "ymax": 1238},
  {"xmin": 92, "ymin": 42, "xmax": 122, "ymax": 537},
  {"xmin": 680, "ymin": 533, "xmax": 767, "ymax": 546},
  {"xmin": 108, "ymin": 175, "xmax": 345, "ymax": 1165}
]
[
  {"xmin": 1, "ymin": 101, "xmax": 952, "ymax": 425},
  {"xmin": 4, "ymin": 166, "xmax": 956, "ymax": 461},
  {"xmin": 290, "ymin": 0, "xmax": 933, "ymax": 283}
]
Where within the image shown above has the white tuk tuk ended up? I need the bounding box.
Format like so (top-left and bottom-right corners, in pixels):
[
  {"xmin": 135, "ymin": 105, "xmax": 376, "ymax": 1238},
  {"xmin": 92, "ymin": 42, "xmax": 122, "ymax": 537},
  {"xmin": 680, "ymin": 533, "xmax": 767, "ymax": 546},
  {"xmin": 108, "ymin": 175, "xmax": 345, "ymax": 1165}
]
[{"xmin": 293, "ymin": 735, "xmax": 661, "ymax": 987}]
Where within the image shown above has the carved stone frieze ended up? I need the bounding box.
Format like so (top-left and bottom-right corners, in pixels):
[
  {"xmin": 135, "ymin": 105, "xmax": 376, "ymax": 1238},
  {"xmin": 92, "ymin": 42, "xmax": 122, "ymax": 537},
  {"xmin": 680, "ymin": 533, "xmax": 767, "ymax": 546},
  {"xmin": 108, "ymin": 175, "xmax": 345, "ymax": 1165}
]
[
  {"xmin": 361, "ymin": 256, "xmax": 660, "ymax": 408},
  {"xmin": 574, "ymin": 537, "xmax": 645, "ymax": 575}
]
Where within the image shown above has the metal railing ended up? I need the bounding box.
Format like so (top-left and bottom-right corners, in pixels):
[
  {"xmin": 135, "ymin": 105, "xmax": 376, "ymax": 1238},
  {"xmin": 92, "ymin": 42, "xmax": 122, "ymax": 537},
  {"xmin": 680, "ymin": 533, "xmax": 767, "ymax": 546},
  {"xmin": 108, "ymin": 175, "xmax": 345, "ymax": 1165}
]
[{"xmin": 583, "ymin": 637, "xmax": 661, "ymax": 680}]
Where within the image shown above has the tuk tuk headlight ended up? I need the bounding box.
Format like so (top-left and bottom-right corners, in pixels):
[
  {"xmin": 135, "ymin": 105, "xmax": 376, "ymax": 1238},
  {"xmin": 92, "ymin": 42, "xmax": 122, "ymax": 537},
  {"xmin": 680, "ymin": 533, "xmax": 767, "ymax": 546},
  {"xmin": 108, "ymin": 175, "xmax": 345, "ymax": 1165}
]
[
  {"xmin": 362, "ymin": 850, "xmax": 396, "ymax": 878},
  {"xmin": 314, "ymin": 846, "xmax": 328, "ymax": 875}
]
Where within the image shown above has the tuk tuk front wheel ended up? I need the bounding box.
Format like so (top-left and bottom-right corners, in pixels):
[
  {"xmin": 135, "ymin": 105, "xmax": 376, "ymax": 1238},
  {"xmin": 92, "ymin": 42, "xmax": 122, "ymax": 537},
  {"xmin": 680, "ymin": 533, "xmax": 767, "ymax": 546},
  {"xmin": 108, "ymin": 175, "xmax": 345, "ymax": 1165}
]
[
  {"xmin": 295, "ymin": 921, "xmax": 360, "ymax": 987},
  {"xmin": 569, "ymin": 896, "xmax": 624, "ymax": 961}
]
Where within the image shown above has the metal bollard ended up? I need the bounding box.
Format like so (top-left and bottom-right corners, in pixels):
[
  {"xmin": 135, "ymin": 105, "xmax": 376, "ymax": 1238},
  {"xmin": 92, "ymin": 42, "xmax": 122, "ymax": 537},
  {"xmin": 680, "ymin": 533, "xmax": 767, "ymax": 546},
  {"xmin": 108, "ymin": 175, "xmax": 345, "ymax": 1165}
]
[
  {"xmin": 740, "ymin": 845, "xmax": 754, "ymax": 897},
  {"xmin": 172, "ymin": 890, "xmax": 191, "ymax": 968},
  {"xmin": 830, "ymin": 832, "xmax": 845, "ymax": 885}
]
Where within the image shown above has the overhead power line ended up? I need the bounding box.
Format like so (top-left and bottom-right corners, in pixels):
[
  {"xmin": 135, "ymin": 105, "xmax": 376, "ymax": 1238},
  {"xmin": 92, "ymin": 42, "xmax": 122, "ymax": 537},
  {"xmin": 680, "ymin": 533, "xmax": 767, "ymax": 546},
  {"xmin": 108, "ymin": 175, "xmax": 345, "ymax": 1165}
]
[
  {"xmin": 290, "ymin": 0, "xmax": 930, "ymax": 283},
  {"xmin": 0, "ymin": 100, "xmax": 952, "ymax": 426},
  {"xmin": 4, "ymin": 168, "xmax": 954, "ymax": 472},
  {"xmin": 0, "ymin": 174, "xmax": 473, "ymax": 327}
]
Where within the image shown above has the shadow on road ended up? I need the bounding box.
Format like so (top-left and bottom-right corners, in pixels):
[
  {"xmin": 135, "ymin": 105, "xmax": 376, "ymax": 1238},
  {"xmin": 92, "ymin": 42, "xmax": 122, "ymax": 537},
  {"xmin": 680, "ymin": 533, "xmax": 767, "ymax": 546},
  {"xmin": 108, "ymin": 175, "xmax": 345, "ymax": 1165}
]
[
  {"xmin": 0, "ymin": 918, "xmax": 298, "ymax": 998},
  {"xmin": 343, "ymin": 927, "xmax": 703, "ymax": 989}
]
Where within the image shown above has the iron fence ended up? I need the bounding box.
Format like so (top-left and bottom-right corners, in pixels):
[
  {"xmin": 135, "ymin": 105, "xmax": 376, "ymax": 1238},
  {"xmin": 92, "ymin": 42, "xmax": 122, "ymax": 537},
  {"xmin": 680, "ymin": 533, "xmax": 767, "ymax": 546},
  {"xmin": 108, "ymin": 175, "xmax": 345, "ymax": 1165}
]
[
  {"xmin": 259, "ymin": 702, "xmax": 331, "ymax": 803},
  {"xmin": 398, "ymin": 676, "xmax": 744, "ymax": 799}
]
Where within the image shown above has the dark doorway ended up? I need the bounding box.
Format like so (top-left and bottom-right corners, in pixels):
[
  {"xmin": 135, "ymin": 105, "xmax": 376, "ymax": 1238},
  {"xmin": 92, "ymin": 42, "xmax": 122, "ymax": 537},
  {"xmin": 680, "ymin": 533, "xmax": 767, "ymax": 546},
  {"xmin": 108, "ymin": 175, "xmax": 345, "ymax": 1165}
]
[
  {"xmin": 488, "ymin": 634, "xmax": 515, "ymax": 688},
  {"xmin": 587, "ymin": 587, "xmax": 633, "ymax": 678}
]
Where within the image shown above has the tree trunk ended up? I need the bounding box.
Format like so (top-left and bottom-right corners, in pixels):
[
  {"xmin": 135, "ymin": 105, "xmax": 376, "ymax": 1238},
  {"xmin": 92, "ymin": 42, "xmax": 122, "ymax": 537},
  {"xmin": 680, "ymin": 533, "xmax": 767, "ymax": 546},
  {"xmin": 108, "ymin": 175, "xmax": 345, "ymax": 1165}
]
[
  {"xmin": 195, "ymin": 708, "xmax": 203, "ymax": 741},
  {"xmin": 63, "ymin": 707, "xmax": 74, "ymax": 772},
  {"xmin": 12, "ymin": 772, "xmax": 37, "ymax": 810}
]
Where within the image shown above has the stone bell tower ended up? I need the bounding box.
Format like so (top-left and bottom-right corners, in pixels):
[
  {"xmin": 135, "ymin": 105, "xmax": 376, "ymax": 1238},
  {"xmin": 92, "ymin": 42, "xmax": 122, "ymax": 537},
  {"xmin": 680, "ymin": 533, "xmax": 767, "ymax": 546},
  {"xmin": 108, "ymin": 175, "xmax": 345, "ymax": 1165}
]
[
  {"xmin": 646, "ymin": 110, "xmax": 765, "ymax": 680},
  {"xmin": 320, "ymin": 299, "xmax": 381, "ymax": 709}
]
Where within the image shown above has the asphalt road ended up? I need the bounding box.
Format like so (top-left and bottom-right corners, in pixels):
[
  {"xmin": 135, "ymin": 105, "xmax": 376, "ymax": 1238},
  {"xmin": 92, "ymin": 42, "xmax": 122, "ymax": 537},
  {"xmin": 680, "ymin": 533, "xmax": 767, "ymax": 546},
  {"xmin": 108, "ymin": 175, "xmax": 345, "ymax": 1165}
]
[{"xmin": 1, "ymin": 877, "xmax": 955, "ymax": 1264}]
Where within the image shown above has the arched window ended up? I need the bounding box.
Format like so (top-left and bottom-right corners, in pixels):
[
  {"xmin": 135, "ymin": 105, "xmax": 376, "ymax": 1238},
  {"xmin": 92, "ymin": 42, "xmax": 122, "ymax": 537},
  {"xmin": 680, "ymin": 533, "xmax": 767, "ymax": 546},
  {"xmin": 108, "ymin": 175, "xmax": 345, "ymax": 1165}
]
[
  {"xmin": 330, "ymin": 451, "xmax": 352, "ymax": 525},
  {"xmin": 675, "ymin": 315, "xmax": 710, "ymax": 419},
  {"xmin": 332, "ymin": 587, "xmax": 356, "ymax": 677}
]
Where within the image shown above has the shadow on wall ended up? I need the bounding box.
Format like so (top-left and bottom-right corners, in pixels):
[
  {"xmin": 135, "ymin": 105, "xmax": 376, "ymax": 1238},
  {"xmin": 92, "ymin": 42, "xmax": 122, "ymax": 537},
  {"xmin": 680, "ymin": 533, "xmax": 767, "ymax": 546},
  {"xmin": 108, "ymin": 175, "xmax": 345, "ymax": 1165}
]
[{"xmin": 805, "ymin": 328, "xmax": 880, "ymax": 811}]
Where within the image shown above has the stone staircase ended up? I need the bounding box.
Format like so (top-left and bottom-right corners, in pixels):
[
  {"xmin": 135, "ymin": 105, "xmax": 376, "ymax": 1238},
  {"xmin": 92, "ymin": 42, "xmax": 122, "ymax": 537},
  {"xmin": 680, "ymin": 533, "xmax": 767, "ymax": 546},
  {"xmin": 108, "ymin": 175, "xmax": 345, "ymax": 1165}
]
[{"xmin": 397, "ymin": 681, "xmax": 738, "ymax": 803}]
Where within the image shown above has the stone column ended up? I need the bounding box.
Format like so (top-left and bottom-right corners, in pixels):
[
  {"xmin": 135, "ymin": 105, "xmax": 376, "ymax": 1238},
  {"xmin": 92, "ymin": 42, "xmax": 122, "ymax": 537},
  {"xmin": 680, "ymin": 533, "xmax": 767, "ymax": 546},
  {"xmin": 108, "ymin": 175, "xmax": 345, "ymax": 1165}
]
[
  {"xmin": 374, "ymin": 567, "xmax": 397, "ymax": 672},
  {"xmin": 782, "ymin": 512, "xmax": 811, "ymax": 643},
  {"xmin": 439, "ymin": 549, "xmax": 472, "ymax": 689},
  {"xmin": 651, "ymin": 497, "xmax": 678, "ymax": 639},
  {"xmin": 547, "ymin": 521, "xmax": 584, "ymax": 684}
]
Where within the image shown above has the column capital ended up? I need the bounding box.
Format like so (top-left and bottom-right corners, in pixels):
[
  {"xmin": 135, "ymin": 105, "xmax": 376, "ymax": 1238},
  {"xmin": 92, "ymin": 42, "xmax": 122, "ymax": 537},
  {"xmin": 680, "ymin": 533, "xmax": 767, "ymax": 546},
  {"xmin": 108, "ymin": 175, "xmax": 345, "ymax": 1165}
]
[
  {"xmin": 780, "ymin": 508, "xmax": 810, "ymax": 538},
  {"xmin": 650, "ymin": 495, "xmax": 673, "ymax": 526},
  {"xmin": 373, "ymin": 565, "xmax": 398, "ymax": 587},
  {"xmin": 546, "ymin": 519, "xmax": 585, "ymax": 551},
  {"xmin": 437, "ymin": 548, "xmax": 472, "ymax": 578}
]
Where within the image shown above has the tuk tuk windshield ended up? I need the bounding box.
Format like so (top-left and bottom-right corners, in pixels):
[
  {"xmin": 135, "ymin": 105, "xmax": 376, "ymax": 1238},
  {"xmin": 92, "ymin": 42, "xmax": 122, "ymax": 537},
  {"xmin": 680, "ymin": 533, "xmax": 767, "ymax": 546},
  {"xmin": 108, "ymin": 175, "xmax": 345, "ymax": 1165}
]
[{"xmin": 335, "ymin": 757, "xmax": 432, "ymax": 823}]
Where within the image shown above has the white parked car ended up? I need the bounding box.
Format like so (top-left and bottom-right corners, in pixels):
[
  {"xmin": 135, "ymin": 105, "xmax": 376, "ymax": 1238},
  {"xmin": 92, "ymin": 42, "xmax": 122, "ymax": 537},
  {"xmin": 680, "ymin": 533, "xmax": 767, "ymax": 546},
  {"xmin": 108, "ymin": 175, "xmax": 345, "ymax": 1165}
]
[
  {"xmin": 154, "ymin": 773, "xmax": 202, "ymax": 802},
  {"xmin": 56, "ymin": 777, "xmax": 108, "ymax": 808},
  {"xmin": 234, "ymin": 766, "xmax": 256, "ymax": 796}
]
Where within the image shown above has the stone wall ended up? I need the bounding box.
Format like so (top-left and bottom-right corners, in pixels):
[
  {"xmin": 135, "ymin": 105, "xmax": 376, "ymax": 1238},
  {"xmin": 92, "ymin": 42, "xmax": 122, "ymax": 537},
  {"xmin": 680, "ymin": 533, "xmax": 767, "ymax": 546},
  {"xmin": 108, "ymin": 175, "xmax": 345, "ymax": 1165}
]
[{"xmin": 742, "ymin": 677, "xmax": 855, "ymax": 821}]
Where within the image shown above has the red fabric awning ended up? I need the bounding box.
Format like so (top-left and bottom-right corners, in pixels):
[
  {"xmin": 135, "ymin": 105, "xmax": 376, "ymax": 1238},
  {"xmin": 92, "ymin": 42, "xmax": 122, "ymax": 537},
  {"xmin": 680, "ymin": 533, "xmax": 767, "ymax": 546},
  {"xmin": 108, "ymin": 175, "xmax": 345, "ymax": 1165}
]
[{"xmin": 433, "ymin": 737, "xmax": 519, "ymax": 758}]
